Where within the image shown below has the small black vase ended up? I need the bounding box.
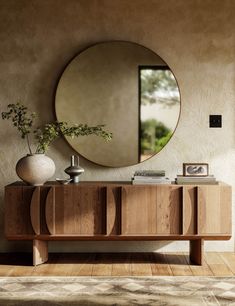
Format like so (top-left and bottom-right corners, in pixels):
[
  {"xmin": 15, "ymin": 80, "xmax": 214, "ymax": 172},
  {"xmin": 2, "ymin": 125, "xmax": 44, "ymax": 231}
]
[{"xmin": 64, "ymin": 155, "xmax": 84, "ymax": 183}]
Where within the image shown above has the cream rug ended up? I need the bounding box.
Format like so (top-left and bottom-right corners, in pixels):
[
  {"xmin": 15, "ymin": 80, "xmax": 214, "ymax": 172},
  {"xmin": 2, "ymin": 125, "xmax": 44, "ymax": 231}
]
[{"xmin": 0, "ymin": 276, "xmax": 235, "ymax": 305}]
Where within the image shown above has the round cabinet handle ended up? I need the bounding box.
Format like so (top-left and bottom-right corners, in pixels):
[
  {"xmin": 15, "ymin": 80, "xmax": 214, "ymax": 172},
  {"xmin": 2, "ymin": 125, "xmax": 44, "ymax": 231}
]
[
  {"xmin": 45, "ymin": 187, "xmax": 55, "ymax": 235},
  {"xmin": 30, "ymin": 187, "xmax": 40, "ymax": 235}
]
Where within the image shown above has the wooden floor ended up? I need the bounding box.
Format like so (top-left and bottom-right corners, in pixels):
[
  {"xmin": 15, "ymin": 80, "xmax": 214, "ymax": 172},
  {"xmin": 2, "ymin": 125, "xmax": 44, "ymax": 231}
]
[{"xmin": 0, "ymin": 252, "xmax": 235, "ymax": 277}]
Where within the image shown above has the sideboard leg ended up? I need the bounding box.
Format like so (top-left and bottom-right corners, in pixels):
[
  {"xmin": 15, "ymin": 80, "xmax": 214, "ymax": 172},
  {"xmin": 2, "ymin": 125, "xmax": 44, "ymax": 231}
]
[
  {"xmin": 33, "ymin": 240, "xmax": 48, "ymax": 266},
  {"xmin": 189, "ymin": 239, "xmax": 204, "ymax": 265}
]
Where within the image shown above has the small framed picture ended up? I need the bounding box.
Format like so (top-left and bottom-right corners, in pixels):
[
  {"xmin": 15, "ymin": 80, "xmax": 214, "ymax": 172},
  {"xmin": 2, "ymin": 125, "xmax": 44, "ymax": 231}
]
[{"xmin": 183, "ymin": 163, "xmax": 209, "ymax": 177}]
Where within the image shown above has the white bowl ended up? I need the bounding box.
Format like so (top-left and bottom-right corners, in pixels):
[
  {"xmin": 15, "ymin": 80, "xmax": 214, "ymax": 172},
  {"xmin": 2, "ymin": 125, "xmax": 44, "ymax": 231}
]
[{"xmin": 56, "ymin": 178, "xmax": 72, "ymax": 185}]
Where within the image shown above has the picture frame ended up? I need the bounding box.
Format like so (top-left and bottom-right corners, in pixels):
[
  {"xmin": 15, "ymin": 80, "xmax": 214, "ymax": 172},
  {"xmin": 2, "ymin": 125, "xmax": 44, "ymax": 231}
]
[{"xmin": 183, "ymin": 163, "xmax": 209, "ymax": 177}]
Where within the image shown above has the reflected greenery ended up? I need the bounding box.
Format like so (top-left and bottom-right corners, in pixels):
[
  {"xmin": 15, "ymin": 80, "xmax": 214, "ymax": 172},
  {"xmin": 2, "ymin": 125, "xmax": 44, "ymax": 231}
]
[
  {"xmin": 140, "ymin": 69, "xmax": 180, "ymax": 107},
  {"xmin": 140, "ymin": 67, "xmax": 179, "ymax": 160},
  {"xmin": 140, "ymin": 119, "xmax": 172, "ymax": 156}
]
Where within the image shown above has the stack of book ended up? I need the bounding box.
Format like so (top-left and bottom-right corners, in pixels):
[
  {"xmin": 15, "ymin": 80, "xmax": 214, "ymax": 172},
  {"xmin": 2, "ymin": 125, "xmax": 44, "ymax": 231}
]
[
  {"xmin": 132, "ymin": 170, "xmax": 170, "ymax": 185},
  {"xmin": 175, "ymin": 175, "xmax": 218, "ymax": 185}
]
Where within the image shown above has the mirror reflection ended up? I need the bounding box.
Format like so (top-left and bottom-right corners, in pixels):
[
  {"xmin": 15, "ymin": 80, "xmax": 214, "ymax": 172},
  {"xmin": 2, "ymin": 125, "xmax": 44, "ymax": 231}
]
[
  {"xmin": 55, "ymin": 41, "xmax": 181, "ymax": 167},
  {"xmin": 140, "ymin": 66, "xmax": 180, "ymax": 161}
]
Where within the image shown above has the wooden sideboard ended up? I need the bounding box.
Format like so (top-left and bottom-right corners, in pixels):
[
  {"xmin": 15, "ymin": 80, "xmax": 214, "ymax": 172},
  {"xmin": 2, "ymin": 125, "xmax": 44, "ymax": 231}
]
[{"xmin": 5, "ymin": 181, "xmax": 232, "ymax": 266}]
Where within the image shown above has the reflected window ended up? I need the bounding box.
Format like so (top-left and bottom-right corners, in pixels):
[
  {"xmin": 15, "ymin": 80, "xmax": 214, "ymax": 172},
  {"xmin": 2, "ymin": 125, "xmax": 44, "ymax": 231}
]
[{"xmin": 139, "ymin": 66, "xmax": 180, "ymax": 162}]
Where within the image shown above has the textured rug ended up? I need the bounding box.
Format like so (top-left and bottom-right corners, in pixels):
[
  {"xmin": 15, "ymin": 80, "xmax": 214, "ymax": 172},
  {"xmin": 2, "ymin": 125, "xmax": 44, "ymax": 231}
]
[{"xmin": 0, "ymin": 276, "xmax": 235, "ymax": 305}]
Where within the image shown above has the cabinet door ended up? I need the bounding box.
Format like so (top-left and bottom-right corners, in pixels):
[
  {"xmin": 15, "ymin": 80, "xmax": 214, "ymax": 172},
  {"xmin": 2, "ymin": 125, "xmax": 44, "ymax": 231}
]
[
  {"xmin": 45, "ymin": 185, "xmax": 106, "ymax": 235},
  {"xmin": 5, "ymin": 186, "xmax": 35, "ymax": 237},
  {"xmin": 197, "ymin": 185, "xmax": 231, "ymax": 235},
  {"xmin": 121, "ymin": 185, "xmax": 182, "ymax": 235}
]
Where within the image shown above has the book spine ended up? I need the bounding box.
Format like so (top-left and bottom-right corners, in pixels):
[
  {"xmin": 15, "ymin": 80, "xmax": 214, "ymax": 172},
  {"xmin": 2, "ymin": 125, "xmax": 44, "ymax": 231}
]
[
  {"xmin": 132, "ymin": 181, "xmax": 170, "ymax": 185},
  {"xmin": 133, "ymin": 177, "xmax": 169, "ymax": 180},
  {"xmin": 176, "ymin": 181, "xmax": 218, "ymax": 185}
]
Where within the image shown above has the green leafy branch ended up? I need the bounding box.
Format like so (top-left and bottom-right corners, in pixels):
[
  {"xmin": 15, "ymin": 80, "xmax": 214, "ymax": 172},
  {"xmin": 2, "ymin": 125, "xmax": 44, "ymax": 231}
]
[
  {"xmin": 1, "ymin": 103, "xmax": 36, "ymax": 154},
  {"xmin": 34, "ymin": 122, "xmax": 112, "ymax": 154},
  {"xmin": 1, "ymin": 103, "xmax": 112, "ymax": 154}
]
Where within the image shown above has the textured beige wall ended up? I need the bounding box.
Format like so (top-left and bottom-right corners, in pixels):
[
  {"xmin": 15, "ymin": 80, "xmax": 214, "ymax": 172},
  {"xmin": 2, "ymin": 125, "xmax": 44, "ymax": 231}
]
[{"xmin": 0, "ymin": 0, "xmax": 234, "ymax": 252}]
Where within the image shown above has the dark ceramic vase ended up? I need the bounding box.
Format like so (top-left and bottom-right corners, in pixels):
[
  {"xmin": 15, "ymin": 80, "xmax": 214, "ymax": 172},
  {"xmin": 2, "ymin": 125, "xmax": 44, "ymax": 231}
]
[{"xmin": 64, "ymin": 155, "xmax": 84, "ymax": 183}]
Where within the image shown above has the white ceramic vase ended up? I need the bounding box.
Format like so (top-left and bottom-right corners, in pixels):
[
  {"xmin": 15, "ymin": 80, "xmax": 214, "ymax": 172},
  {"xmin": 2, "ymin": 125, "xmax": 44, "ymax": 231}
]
[{"xmin": 16, "ymin": 154, "xmax": 55, "ymax": 186}]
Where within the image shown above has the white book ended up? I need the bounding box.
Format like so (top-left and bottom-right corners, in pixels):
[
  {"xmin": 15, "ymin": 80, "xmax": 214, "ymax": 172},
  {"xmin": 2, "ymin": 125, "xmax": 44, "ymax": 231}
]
[
  {"xmin": 176, "ymin": 181, "xmax": 218, "ymax": 185},
  {"xmin": 176, "ymin": 177, "xmax": 216, "ymax": 183},
  {"xmin": 132, "ymin": 180, "xmax": 171, "ymax": 185},
  {"xmin": 176, "ymin": 175, "xmax": 215, "ymax": 180},
  {"xmin": 133, "ymin": 176, "xmax": 166, "ymax": 180},
  {"xmin": 134, "ymin": 170, "xmax": 165, "ymax": 177},
  {"xmin": 132, "ymin": 178, "xmax": 170, "ymax": 184}
]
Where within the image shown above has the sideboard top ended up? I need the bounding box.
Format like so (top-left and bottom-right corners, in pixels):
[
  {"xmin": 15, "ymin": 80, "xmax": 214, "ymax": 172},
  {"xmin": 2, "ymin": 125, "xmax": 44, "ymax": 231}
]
[{"xmin": 5, "ymin": 181, "xmax": 230, "ymax": 188}]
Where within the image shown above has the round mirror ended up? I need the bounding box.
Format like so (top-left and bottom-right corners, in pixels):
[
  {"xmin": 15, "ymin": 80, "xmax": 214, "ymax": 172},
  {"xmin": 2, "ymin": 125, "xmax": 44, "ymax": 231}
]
[{"xmin": 55, "ymin": 41, "xmax": 181, "ymax": 167}]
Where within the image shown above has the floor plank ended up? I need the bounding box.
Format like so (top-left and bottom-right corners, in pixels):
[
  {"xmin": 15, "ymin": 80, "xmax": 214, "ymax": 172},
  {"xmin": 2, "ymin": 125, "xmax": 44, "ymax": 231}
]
[
  {"xmin": 1, "ymin": 253, "xmax": 34, "ymax": 277},
  {"xmin": 0, "ymin": 253, "xmax": 25, "ymax": 276},
  {"xmin": 219, "ymin": 253, "xmax": 235, "ymax": 275},
  {"xmin": 0, "ymin": 252, "xmax": 234, "ymax": 276},
  {"xmin": 111, "ymin": 253, "xmax": 131, "ymax": 276},
  {"xmin": 92, "ymin": 253, "xmax": 112, "ymax": 276},
  {"xmin": 183, "ymin": 252, "xmax": 213, "ymax": 276},
  {"xmin": 150, "ymin": 253, "xmax": 173, "ymax": 276},
  {"xmin": 131, "ymin": 253, "xmax": 152, "ymax": 276},
  {"xmin": 31, "ymin": 253, "xmax": 61, "ymax": 276},
  {"xmin": 76, "ymin": 253, "xmax": 95, "ymax": 276},
  {"xmin": 205, "ymin": 252, "xmax": 234, "ymax": 276},
  {"xmin": 34, "ymin": 253, "xmax": 94, "ymax": 276},
  {"xmin": 164, "ymin": 253, "xmax": 193, "ymax": 276}
]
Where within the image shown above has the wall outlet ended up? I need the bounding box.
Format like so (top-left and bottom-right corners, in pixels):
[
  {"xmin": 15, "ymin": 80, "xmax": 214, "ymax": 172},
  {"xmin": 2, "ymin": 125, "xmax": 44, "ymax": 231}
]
[{"xmin": 209, "ymin": 115, "xmax": 222, "ymax": 128}]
